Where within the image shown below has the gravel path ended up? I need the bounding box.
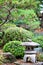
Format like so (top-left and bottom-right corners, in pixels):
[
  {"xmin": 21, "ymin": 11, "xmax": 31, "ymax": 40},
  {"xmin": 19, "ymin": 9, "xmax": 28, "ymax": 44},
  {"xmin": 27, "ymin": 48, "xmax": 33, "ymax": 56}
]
[{"xmin": 3, "ymin": 62, "xmax": 43, "ymax": 65}]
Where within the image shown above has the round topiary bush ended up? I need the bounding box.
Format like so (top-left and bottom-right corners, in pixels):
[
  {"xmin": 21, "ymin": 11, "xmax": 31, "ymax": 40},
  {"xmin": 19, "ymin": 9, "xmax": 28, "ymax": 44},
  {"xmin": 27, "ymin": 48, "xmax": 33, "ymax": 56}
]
[
  {"xmin": 4, "ymin": 27, "xmax": 34, "ymax": 43},
  {"xmin": 32, "ymin": 36, "xmax": 43, "ymax": 48},
  {"xmin": 3, "ymin": 41, "xmax": 25, "ymax": 58}
]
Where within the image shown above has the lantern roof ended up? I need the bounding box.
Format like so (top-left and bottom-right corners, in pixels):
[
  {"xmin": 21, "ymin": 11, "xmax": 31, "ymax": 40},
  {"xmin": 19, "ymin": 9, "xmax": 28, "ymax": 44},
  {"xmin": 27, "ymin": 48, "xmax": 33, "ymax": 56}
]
[{"xmin": 21, "ymin": 42, "xmax": 40, "ymax": 47}]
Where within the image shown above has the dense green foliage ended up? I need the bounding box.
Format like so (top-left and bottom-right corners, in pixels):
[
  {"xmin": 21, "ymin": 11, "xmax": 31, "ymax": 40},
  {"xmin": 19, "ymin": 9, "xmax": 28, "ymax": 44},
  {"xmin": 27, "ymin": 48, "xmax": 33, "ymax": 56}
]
[
  {"xmin": 37, "ymin": 53, "xmax": 43, "ymax": 61},
  {"xmin": 0, "ymin": 23, "xmax": 16, "ymax": 46},
  {"xmin": 0, "ymin": 39, "xmax": 3, "ymax": 47},
  {"xmin": 0, "ymin": 54, "xmax": 4, "ymax": 64},
  {"xmin": 12, "ymin": 9, "xmax": 40, "ymax": 30},
  {"xmin": 0, "ymin": 32, "xmax": 4, "ymax": 47},
  {"xmin": 0, "ymin": 0, "xmax": 40, "ymax": 28},
  {"xmin": 0, "ymin": 0, "xmax": 40, "ymax": 9},
  {"xmin": 32, "ymin": 36, "xmax": 43, "ymax": 48},
  {"xmin": 3, "ymin": 27, "xmax": 34, "ymax": 43},
  {"xmin": 2, "ymin": 23, "xmax": 16, "ymax": 31},
  {"xmin": 0, "ymin": 6, "xmax": 40, "ymax": 30},
  {"xmin": 3, "ymin": 41, "xmax": 24, "ymax": 58}
]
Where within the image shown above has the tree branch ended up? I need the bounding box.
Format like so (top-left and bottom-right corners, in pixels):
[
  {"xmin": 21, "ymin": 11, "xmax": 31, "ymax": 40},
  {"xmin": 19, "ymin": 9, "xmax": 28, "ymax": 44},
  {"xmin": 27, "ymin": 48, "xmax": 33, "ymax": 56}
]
[{"xmin": 0, "ymin": 5, "xmax": 14, "ymax": 27}]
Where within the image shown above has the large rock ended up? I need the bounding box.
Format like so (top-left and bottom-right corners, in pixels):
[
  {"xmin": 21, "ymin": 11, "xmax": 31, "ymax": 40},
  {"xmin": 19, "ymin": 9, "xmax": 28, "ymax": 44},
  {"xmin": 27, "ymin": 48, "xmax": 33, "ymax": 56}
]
[{"xmin": 0, "ymin": 52, "xmax": 16, "ymax": 63}]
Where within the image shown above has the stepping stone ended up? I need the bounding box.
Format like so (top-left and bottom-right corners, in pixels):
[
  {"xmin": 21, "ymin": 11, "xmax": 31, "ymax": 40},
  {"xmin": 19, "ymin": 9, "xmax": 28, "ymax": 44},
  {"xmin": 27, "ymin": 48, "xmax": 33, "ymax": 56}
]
[{"xmin": 14, "ymin": 62, "xmax": 20, "ymax": 65}]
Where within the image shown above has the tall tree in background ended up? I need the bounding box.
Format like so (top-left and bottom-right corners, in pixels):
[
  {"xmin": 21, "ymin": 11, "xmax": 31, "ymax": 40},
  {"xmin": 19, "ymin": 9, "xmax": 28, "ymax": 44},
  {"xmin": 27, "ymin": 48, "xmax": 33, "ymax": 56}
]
[{"xmin": 0, "ymin": 0, "xmax": 40, "ymax": 27}]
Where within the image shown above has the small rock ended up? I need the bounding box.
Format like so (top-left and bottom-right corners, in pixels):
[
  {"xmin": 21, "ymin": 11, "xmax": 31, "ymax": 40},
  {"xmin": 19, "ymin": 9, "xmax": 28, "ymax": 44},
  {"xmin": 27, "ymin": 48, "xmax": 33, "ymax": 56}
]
[{"xmin": 14, "ymin": 62, "xmax": 20, "ymax": 65}]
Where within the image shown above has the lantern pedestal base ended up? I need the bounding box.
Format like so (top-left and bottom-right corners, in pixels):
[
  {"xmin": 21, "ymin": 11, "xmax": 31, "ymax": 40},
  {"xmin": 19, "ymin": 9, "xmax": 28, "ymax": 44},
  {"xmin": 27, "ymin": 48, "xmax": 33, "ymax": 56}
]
[{"xmin": 23, "ymin": 54, "xmax": 36, "ymax": 63}]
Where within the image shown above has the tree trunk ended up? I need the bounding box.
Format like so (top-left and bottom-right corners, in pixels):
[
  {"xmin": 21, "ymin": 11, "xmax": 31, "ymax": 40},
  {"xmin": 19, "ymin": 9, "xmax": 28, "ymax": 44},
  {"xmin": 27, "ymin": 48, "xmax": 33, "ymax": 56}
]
[{"xmin": 40, "ymin": 13, "xmax": 43, "ymax": 28}]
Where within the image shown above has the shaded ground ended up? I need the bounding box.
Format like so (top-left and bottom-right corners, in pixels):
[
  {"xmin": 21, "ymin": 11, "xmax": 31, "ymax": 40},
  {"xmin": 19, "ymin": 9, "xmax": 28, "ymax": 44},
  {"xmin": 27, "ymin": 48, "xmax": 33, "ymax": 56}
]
[
  {"xmin": 3, "ymin": 60, "xmax": 43, "ymax": 65},
  {"xmin": 35, "ymin": 28, "xmax": 43, "ymax": 33}
]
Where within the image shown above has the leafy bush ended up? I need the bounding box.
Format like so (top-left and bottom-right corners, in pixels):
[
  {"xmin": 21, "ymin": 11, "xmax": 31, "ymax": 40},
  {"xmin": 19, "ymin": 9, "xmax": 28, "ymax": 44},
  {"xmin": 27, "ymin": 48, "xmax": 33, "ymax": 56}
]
[
  {"xmin": 0, "ymin": 32, "xmax": 3, "ymax": 38},
  {"xmin": 3, "ymin": 41, "xmax": 25, "ymax": 58},
  {"xmin": 3, "ymin": 27, "xmax": 34, "ymax": 43},
  {"xmin": 0, "ymin": 32, "xmax": 4, "ymax": 47},
  {"xmin": 0, "ymin": 23, "xmax": 16, "ymax": 46},
  {"xmin": 11, "ymin": 9, "xmax": 40, "ymax": 30},
  {"xmin": 2, "ymin": 23, "xmax": 16, "ymax": 31},
  {"xmin": 0, "ymin": 0, "xmax": 40, "ymax": 9},
  {"xmin": 0, "ymin": 1, "xmax": 40, "ymax": 31},
  {"xmin": 37, "ymin": 53, "xmax": 43, "ymax": 61},
  {"xmin": 32, "ymin": 36, "xmax": 43, "ymax": 48},
  {"xmin": 0, "ymin": 39, "xmax": 3, "ymax": 47},
  {"xmin": 0, "ymin": 54, "xmax": 5, "ymax": 65}
]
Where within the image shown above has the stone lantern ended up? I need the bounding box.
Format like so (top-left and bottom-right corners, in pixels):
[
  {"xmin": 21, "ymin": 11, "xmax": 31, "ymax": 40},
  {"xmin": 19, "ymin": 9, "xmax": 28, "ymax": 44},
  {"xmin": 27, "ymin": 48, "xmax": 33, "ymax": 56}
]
[{"xmin": 21, "ymin": 41, "xmax": 40, "ymax": 63}]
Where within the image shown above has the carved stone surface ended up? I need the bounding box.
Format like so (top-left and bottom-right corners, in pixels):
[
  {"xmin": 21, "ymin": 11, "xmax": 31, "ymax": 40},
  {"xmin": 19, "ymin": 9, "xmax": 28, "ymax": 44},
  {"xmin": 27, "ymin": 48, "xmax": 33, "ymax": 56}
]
[{"xmin": 23, "ymin": 54, "xmax": 36, "ymax": 63}]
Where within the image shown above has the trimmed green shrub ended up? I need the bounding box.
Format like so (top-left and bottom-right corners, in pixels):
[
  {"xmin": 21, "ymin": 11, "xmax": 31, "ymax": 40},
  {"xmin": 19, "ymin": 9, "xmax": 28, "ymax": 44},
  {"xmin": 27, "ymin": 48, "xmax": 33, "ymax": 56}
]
[
  {"xmin": 2, "ymin": 23, "xmax": 16, "ymax": 31},
  {"xmin": 32, "ymin": 36, "xmax": 43, "ymax": 48},
  {"xmin": 4, "ymin": 27, "xmax": 34, "ymax": 43},
  {"xmin": 3, "ymin": 41, "xmax": 25, "ymax": 58},
  {"xmin": 0, "ymin": 23, "xmax": 16, "ymax": 46}
]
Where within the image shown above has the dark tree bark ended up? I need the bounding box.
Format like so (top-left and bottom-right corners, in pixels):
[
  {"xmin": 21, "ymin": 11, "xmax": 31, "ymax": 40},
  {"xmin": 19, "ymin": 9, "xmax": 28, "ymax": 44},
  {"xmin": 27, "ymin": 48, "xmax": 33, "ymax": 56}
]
[
  {"xmin": 0, "ymin": 5, "xmax": 15, "ymax": 27},
  {"xmin": 40, "ymin": 13, "xmax": 43, "ymax": 28}
]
